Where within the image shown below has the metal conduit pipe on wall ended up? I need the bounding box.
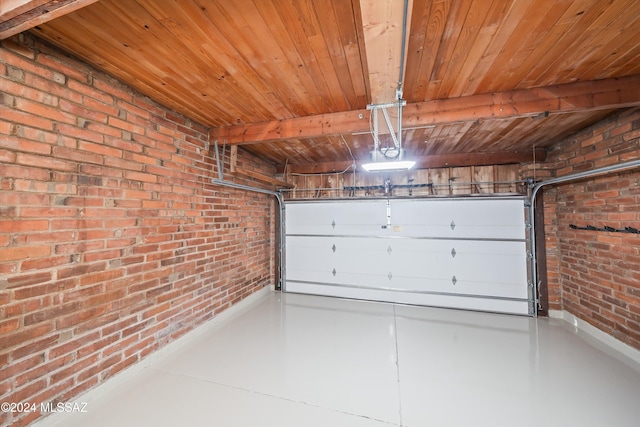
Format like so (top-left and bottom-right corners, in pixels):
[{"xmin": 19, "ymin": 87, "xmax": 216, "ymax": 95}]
[
  {"xmin": 210, "ymin": 179, "xmax": 285, "ymax": 291},
  {"xmin": 211, "ymin": 141, "xmax": 286, "ymax": 290},
  {"xmin": 528, "ymin": 159, "xmax": 640, "ymax": 317}
]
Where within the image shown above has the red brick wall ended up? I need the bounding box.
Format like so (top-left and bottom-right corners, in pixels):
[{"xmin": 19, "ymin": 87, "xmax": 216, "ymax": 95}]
[
  {"xmin": 0, "ymin": 36, "xmax": 275, "ymax": 426},
  {"xmin": 540, "ymin": 107, "xmax": 640, "ymax": 349}
]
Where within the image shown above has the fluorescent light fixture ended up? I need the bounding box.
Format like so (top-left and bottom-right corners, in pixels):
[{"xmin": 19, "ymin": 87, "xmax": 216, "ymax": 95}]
[
  {"xmin": 362, "ymin": 160, "xmax": 416, "ymax": 172},
  {"xmin": 361, "ymin": 149, "xmax": 415, "ymax": 172}
]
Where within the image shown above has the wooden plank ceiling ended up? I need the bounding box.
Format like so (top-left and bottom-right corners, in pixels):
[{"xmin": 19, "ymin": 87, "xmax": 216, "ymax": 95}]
[{"xmin": 4, "ymin": 0, "xmax": 640, "ymax": 173}]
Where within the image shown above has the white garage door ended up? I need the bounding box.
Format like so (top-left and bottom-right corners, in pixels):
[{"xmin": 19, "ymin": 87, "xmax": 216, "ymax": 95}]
[{"xmin": 284, "ymin": 197, "xmax": 532, "ymax": 315}]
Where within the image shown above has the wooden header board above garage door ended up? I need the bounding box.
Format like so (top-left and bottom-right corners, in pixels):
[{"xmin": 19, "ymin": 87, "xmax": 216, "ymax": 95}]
[{"xmin": 285, "ymin": 197, "xmax": 532, "ymax": 315}]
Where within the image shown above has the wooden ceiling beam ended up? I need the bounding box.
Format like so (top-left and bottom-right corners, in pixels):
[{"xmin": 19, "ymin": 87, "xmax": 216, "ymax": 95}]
[
  {"xmin": 360, "ymin": 0, "xmax": 413, "ymax": 104},
  {"xmin": 277, "ymin": 148, "xmax": 547, "ymax": 174},
  {"xmin": 0, "ymin": 0, "xmax": 98, "ymax": 40},
  {"xmin": 1, "ymin": 1, "xmax": 49, "ymax": 21},
  {"xmin": 212, "ymin": 75, "xmax": 640, "ymax": 145}
]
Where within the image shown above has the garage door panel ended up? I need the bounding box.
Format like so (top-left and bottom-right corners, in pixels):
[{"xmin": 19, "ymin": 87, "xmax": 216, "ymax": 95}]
[
  {"xmin": 286, "ymin": 237, "xmax": 397, "ymax": 276},
  {"xmin": 392, "ymin": 274, "xmax": 526, "ymax": 299},
  {"xmin": 392, "ymin": 199, "xmax": 526, "ymax": 239},
  {"xmin": 392, "ymin": 199, "xmax": 525, "ymax": 227},
  {"xmin": 287, "ymin": 237, "xmax": 456, "ymax": 280},
  {"xmin": 286, "ymin": 200, "xmax": 387, "ymax": 235},
  {"xmin": 285, "ymin": 198, "xmax": 531, "ymax": 316}
]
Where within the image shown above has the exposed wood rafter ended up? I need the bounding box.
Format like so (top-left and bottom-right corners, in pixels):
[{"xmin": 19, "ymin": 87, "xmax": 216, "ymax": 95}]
[
  {"xmin": 0, "ymin": 0, "xmax": 98, "ymax": 40},
  {"xmin": 212, "ymin": 75, "xmax": 640, "ymax": 145}
]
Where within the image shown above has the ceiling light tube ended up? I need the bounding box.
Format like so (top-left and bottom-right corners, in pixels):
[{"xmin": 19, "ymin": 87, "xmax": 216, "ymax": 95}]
[
  {"xmin": 361, "ymin": 160, "xmax": 416, "ymax": 172},
  {"xmin": 361, "ymin": 149, "xmax": 415, "ymax": 172}
]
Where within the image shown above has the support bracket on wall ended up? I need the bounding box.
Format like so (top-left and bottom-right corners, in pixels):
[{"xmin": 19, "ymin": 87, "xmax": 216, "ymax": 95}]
[{"xmin": 569, "ymin": 224, "xmax": 640, "ymax": 234}]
